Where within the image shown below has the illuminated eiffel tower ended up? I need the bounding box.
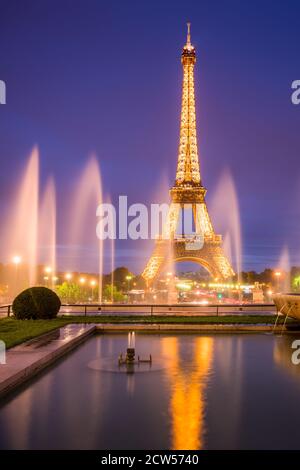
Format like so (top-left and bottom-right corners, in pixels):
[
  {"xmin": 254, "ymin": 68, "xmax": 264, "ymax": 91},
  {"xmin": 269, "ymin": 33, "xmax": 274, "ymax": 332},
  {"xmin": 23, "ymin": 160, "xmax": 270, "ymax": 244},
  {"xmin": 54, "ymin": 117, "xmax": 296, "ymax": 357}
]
[{"xmin": 142, "ymin": 24, "xmax": 234, "ymax": 285}]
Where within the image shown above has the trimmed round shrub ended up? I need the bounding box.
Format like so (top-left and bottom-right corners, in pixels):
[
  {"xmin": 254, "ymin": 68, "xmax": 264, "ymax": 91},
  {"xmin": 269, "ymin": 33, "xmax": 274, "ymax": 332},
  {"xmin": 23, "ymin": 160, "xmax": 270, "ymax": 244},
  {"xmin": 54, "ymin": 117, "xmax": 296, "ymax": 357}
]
[{"xmin": 13, "ymin": 287, "xmax": 61, "ymax": 319}]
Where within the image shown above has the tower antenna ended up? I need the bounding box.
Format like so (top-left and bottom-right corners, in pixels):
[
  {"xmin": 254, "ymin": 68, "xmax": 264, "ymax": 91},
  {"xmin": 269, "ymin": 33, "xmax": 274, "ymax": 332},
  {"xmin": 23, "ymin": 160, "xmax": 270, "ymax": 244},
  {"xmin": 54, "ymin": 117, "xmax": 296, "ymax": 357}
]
[{"xmin": 187, "ymin": 22, "xmax": 191, "ymax": 46}]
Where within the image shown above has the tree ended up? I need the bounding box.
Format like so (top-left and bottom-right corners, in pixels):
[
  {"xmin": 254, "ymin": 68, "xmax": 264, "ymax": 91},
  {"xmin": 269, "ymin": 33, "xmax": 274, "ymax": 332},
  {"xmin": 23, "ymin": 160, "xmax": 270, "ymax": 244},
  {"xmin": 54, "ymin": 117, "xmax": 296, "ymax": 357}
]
[
  {"xmin": 56, "ymin": 282, "xmax": 82, "ymax": 303},
  {"xmin": 111, "ymin": 267, "xmax": 134, "ymax": 291},
  {"xmin": 102, "ymin": 284, "xmax": 126, "ymax": 302}
]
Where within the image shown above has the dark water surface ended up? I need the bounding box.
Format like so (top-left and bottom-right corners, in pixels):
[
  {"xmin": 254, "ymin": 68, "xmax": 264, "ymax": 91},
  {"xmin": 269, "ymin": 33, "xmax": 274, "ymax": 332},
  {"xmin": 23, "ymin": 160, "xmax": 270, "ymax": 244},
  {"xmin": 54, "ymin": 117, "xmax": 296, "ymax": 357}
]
[{"xmin": 1, "ymin": 333, "xmax": 300, "ymax": 449}]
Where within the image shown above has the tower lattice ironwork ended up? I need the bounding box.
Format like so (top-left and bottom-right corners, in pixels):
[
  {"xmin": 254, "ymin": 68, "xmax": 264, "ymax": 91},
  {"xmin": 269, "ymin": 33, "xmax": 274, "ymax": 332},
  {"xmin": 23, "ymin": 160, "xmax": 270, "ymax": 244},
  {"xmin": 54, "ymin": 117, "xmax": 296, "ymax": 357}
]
[{"xmin": 142, "ymin": 24, "xmax": 235, "ymax": 285}]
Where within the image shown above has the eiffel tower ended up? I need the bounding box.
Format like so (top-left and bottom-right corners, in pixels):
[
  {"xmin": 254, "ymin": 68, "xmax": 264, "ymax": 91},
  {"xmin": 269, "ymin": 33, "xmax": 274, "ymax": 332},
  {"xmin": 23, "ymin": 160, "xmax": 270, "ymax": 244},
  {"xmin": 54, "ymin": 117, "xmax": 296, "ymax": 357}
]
[{"xmin": 142, "ymin": 24, "xmax": 234, "ymax": 286}]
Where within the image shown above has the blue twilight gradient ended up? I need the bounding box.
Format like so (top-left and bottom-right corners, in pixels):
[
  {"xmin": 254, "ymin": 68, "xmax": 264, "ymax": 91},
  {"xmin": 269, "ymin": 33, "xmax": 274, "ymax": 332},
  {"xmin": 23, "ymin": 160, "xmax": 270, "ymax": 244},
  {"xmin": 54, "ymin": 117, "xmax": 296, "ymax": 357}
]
[{"xmin": 0, "ymin": 0, "xmax": 300, "ymax": 274}]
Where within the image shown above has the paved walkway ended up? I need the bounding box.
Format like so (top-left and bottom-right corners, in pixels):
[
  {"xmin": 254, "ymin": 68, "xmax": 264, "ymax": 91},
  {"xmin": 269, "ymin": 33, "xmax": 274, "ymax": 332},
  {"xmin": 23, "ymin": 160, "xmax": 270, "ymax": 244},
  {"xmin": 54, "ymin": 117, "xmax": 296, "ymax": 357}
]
[{"xmin": 0, "ymin": 324, "xmax": 95, "ymax": 397}]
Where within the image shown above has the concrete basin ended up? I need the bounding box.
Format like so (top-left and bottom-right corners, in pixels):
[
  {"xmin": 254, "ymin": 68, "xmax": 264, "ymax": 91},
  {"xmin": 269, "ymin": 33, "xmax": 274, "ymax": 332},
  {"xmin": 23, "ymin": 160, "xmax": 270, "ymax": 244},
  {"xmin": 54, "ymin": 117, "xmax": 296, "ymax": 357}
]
[{"xmin": 273, "ymin": 293, "xmax": 300, "ymax": 320}]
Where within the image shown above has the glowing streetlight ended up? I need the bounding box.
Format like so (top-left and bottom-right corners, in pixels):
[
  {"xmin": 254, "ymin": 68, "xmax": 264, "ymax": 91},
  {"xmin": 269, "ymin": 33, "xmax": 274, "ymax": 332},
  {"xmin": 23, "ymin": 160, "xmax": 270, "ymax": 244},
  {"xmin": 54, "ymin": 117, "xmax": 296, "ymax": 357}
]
[
  {"xmin": 52, "ymin": 276, "xmax": 58, "ymax": 282},
  {"xmin": 125, "ymin": 275, "xmax": 132, "ymax": 292},
  {"xmin": 44, "ymin": 266, "xmax": 52, "ymax": 274},
  {"xmin": 274, "ymin": 271, "xmax": 282, "ymax": 293},
  {"xmin": 78, "ymin": 277, "xmax": 86, "ymax": 302},
  {"xmin": 65, "ymin": 272, "xmax": 72, "ymax": 281},
  {"xmin": 12, "ymin": 255, "xmax": 22, "ymax": 265}
]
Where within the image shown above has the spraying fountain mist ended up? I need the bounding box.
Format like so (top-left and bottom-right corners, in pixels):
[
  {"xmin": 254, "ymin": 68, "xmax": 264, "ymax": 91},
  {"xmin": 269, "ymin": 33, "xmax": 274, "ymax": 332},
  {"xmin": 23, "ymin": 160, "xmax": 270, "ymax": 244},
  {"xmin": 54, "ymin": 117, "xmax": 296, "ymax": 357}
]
[
  {"xmin": 278, "ymin": 246, "xmax": 291, "ymax": 292},
  {"xmin": 68, "ymin": 155, "xmax": 103, "ymax": 302},
  {"xmin": 210, "ymin": 169, "xmax": 242, "ymax": 281},
  {"xmin": 39, "ymin": 177, "xmax": 56, "ymax": 288},
  {"xmin": 4, "ymin": 147, "xmax": 39, "ymax": 290}
]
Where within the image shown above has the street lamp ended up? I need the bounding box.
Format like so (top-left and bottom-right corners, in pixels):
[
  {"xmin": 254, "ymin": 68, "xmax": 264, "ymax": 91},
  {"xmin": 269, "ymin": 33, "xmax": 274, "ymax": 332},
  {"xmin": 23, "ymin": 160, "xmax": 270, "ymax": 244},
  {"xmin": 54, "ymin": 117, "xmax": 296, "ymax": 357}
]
[
  {"xmin": 65, "ymin": 272, "xmax": 72, "ymax": 281},
  {"xmin": 274, "ymin": 271, "xmax": 282, "ymax": 293},
  {"xmin": 12, "ymin": 255, "xmax": 21, "ymax": 265},
  {"xmin": 44, "ymin": 266, "xmax": 52, "ymax": 274},
  {"xmin": 125, "ymin": 275, "xmax": 132, "ymax": 292}
]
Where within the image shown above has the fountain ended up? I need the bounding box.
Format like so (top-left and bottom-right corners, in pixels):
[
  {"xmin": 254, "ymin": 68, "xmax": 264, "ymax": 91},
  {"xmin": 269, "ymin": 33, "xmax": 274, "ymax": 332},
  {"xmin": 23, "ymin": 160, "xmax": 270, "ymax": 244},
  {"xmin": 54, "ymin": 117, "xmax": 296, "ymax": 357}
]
[
  {"xmin": 118, "ymin": 332, "xmax": 152, "ymax": 368},
  {"xmin": 223, "ymin": 232, "xmax": 233, "ymax": 268},
  {"xmin": 272, "ymin": 247, "xmax": 294, "ymax": 325},
  {"xmin": 68, "ymin": 155, "xmax": 103, "ymax": 302},
  {"xmin": 0, "ymin": 147, "xmax": 107, "ymax": 302},
  {"xmin": 106, "ymin": 195, "xmax": 115, "ymax": 303},
  {"xmin": 88, "ymin": 331, "xmax": 159, "ymax": 374},
  {"xmin": 277, "ymin": 246, "xmax": 291, "ymax": 292},
  {"xmin": 210, "ymin": 169, "xmax": 242, "ymax": 299},
  {"xmin": 166, "ymin": 239, "xmax": 177, "ymax": 304},
  {"xmin": 39, "ymin": 176, "xmax": 56, "ymax": 289},
  {"xmin": 2, "ymin": 147, "xmax": 39, "ymax": 292}
]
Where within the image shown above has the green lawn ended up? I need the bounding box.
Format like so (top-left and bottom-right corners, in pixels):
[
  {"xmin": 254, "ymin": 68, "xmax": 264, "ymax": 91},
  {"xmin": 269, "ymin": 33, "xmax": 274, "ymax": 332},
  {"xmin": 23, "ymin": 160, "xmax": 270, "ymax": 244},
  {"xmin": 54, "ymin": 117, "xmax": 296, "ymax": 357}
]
[
  {"xmin": 0, "ymin": 318, "xmax": 70, "ymax": 349},
  {"xmin": 0, "ymin": 314, "xmax": 291, "ymax": 349}
]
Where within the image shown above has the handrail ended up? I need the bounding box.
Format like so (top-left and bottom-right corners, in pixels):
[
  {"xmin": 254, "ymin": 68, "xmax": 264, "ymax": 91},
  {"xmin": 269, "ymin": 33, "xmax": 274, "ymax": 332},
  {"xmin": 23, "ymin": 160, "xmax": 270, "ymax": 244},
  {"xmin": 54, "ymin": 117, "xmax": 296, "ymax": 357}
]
[
  {"xmin": 0, "ymin": 304, "xmax": 11, "ymax": 316},
  {"xmin": 59, "ymin": 302, "xmax": 275, "ymax": 317},
  {"xmin": 0, "ymin": 302, "xmax": 275, "ymax": 318}
]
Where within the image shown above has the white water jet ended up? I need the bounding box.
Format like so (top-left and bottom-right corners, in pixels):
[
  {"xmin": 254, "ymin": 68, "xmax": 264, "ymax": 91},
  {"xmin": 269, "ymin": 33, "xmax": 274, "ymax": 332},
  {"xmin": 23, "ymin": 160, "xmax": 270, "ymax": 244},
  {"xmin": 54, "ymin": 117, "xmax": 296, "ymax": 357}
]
[
  {"xmin": 277, "ymin": 246, "xmax": 291, "ymax": 292},
  {"xmin": 4, "ymin": 147, "xmax": 39, "ymax": 291},
  {"xmin": 39, "ymin": 176, "xmax": 56, "ymax": 289},
  {"xmin": 210, "ymin": 169, "xmax": 242, "ymax": 282},
  {"xmin": 68, "ymin": 155, "xmax": 103, "ymax": 302},
  {"xmin": 223, "ymin": 232, "xmax": 233, "ymax": 267}
]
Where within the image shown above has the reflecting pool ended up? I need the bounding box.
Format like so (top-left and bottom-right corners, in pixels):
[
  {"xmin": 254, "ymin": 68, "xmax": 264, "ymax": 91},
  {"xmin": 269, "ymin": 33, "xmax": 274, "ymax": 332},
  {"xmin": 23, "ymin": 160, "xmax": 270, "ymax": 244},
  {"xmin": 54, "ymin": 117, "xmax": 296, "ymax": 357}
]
[{"xmin": 1, "ymin": 333, "xmax": 300, "ymax": 449}]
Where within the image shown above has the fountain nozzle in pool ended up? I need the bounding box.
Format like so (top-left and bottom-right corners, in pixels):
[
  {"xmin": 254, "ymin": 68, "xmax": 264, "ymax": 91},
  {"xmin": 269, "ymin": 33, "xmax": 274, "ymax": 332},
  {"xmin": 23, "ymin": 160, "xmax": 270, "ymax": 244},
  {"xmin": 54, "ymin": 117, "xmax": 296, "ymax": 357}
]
[{"xmin": 118, "ymin": 332, "xmax": 152, "ymax": 366}]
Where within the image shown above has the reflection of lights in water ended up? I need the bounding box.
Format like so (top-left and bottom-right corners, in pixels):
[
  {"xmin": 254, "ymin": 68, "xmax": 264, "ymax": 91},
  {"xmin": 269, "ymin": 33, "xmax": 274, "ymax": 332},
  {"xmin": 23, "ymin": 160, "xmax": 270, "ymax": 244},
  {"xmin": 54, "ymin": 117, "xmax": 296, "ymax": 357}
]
[
  {"xmin": 127, "ymin": 375, "xmax": 135, "ymax": 394},
  {"xmin": 96, "ymin": 336, "xmax": 101, "ymax": 357},
  {"xmin": 161, "ymin": 337, "xmax": 213, "ymax": 450}
]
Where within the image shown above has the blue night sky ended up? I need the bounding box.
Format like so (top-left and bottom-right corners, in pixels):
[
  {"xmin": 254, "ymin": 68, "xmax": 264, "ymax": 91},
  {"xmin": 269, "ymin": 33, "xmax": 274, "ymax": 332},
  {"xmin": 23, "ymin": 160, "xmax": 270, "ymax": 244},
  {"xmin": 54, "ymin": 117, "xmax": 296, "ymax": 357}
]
[{"xmin": 0, "ymin": 0, "xmax": 300, "ymax": 274}]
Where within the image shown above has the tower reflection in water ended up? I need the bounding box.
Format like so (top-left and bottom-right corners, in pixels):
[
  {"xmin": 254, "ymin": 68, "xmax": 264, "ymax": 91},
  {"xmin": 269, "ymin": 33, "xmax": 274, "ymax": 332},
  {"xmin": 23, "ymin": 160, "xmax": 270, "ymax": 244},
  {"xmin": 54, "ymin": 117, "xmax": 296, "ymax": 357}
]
[{"xmin": 161, "ymin": 336, "xmax": 213, "ymax": 450}]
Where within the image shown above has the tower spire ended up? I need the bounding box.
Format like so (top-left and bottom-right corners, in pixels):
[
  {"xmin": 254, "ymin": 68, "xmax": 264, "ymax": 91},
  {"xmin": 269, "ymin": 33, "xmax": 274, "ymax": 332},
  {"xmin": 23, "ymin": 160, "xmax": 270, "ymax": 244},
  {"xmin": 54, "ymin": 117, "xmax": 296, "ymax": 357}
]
[
  {"xmin": 175, "ymin": 23, "xmax": 200, "ymax": 186},
  {"xmin": 186, "ymin": 22, "xmax": 191, "ymax": 47}
]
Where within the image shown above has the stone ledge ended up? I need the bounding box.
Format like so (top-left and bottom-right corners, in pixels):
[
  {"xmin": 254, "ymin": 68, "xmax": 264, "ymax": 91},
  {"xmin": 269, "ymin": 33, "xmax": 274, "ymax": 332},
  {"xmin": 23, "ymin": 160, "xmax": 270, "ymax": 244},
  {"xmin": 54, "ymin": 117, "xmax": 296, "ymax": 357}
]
[
  {"xmin": 95, "ymin": 323, "xmax": 280, "ymax": 333},
  {"xmin": 0, "ymin": 324, "xmax": 96, "ymax": 398}
]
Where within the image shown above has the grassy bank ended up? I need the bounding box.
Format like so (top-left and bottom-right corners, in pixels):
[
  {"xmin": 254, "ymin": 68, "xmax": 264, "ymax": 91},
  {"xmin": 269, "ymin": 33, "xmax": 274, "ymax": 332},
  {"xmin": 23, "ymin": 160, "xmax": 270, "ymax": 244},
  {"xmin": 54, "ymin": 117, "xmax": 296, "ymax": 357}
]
[
  {"xmin": 0, "ymin": 318, "xmax": 70, "ymax": 349},
  {"xmin": 0, "ymin": 314, "xmax": 294, "ymax": 349}
]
